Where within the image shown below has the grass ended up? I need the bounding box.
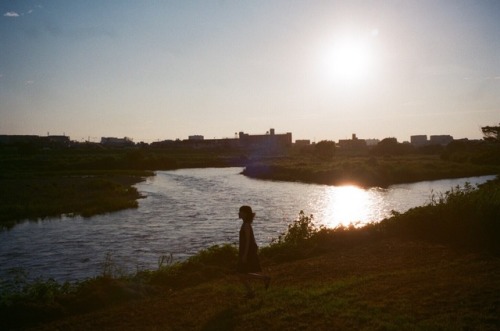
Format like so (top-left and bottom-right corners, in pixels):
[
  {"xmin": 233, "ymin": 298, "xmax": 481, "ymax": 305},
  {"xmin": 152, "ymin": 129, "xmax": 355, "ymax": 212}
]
[
  {"xmin": 1, "ymin": 177, "xmax": 499, "ymax": 330},
  {"xmin": 0, "ymin": 146, "xmax": 247, "ymax": 226},
  {"xmin": 373, "ymin": 179, "xmax": 500, "ymax": 254},
  {"xmin": 242, "ymin": 154, "xmax": 500, "ymax": 187},
  {"xmin": 0, "ymin": 171, "xmax": 151, "ymax": 228},
  {"xmin": 10, "ymin": 240, "xmax": 498, "ymax": 331},
  {"xmin": 1, "ymin": 144, "xmax": 499, "ymax": 329},
  {"xmin": 2, "ymin": 144, "xmax": 499, "ymax": 225}
]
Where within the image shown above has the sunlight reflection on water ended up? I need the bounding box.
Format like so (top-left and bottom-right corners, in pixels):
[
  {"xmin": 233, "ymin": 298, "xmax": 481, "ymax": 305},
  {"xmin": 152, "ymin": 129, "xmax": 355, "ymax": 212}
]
[
  {"xmin": 325, "ymin": 185, "xmax": 373, "ymax": 227},
  {"xmin": 0, "ymin": 168, "xmax": 495, "ymax": 282}
]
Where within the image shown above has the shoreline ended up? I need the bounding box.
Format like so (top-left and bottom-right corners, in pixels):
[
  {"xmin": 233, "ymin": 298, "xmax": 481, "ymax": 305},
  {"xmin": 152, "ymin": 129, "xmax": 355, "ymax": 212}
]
[
  {"xmin": 241, "ymin": 156, "xmax": 500, "ymax": 188},
  {"xmin": 2, "ymin": 152, "xmax": 499, "ymax": 226},
  {"xmin": 0, "ymin": 171, "xmax": 153, "ymax": 228},
  {"xmin": 1, "ymin": 176, "xmax": 499, "ymax": 330}
]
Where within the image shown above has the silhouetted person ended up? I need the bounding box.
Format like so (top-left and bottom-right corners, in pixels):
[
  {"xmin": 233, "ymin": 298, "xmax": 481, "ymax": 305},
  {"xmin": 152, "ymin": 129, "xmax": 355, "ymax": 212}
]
[{"xmin": 237, "ymin": 205, "xmax": 270, "ymax": 299}]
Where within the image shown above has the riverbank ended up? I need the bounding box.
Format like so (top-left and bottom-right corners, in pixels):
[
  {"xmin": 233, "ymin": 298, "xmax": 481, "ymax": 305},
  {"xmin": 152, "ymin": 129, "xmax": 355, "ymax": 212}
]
[
  {"xmin": 6, "ymin": 240, "xmax": 500, "ymax": 330},
  {"xmin": 2, "ymin": 178, "xmax": 499, "ymax": 330},
  {"xmin": 2, "ymin": 147, "xmax": 499, "ymax": 226},
  {"xmin": 0, "ymin": 171, "xmax": 152, "ymax": 229},
  {"xmin": 0, "ymin": 146, "xmax": 244, "ymax": 227},
  {"xmin": 242, "ymin": 154, "xmax": 500, "ymax": 187}
]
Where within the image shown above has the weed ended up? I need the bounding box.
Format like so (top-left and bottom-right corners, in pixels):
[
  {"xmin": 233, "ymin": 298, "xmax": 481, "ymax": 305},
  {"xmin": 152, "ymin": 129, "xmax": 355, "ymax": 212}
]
[
  {"xmin": 100, "ymin": 252, "xmax": 128, "ymax": 279},
  {"xmin": 158, "ymin": 253, "xmax": 174, "ymax": 269}
]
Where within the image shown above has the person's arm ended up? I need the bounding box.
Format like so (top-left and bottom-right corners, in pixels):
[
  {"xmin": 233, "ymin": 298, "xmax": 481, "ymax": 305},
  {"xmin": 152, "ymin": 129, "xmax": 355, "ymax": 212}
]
[{"xmin": 241, "ymin": 224, "xmax": 251, "ymax": 263}]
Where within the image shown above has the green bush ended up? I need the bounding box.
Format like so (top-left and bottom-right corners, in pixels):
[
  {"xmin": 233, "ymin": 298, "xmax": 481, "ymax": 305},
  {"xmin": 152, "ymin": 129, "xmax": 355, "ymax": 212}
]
[{"xmin": 272, "ymin": 211, "xmax": 319, "ymax": 246}]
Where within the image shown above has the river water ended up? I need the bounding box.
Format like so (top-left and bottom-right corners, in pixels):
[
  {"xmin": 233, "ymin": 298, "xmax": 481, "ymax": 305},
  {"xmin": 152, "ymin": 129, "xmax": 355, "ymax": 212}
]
[{"xmin": 0, "ymin": 168, "xmax": 495, "ymax": 283}]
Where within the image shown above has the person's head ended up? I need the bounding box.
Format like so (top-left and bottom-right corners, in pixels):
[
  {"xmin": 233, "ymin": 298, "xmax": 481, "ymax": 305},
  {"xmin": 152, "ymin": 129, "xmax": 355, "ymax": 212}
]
[{"xmin": 239, "ymin": 205, "xmax": 255, "ymax": 223}]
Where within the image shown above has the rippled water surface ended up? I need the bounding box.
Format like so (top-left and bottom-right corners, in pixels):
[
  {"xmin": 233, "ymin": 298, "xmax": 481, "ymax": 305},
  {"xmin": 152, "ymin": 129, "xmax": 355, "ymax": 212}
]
[{"xmin": 0, "ymin": 168, "xmax": 494, "ymax": 282}]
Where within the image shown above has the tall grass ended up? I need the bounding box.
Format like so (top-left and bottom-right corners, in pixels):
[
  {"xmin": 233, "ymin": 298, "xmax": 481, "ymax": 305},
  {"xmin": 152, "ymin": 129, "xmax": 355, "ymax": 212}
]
[{"xmin": 374, "ymin": 178, "xmax": 500, "ymax": 254}]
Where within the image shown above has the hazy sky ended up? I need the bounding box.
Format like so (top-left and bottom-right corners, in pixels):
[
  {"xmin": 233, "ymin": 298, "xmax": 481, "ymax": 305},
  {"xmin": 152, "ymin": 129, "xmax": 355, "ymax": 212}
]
[{"xmin": 1, "ymin": 1, "xmax": 499, "ymax": 143}]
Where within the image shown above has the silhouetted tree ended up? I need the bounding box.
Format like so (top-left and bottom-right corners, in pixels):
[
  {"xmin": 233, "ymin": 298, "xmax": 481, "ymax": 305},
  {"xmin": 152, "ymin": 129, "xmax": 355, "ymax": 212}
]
[
  {"xmin": 373, "ymin": 138, "xmax": 414, "ymax": 155},
  {"xmin": 481, "ymin": 124, "xmax": 500, "ymax": 142},
  {"xmin": 314, "ymin": 140, "xmax": 336, "ymax": 159}
]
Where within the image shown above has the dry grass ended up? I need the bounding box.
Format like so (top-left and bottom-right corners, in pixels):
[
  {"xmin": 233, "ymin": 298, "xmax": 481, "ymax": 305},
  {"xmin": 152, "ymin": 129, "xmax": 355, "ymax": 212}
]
[{"xmin": 26, "ymin": 239, "xmax": 500, "ymax": 331}]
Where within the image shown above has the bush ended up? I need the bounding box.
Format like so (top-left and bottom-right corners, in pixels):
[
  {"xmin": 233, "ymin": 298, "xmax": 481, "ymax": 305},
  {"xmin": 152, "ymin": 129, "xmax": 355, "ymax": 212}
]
[
  {"xmin": 376, "ymin": 178, "xmax": 500, "ymax": 254},
  {"xmin": 272, "ymin": 211, "xmax": 320, "ymax": 246}
]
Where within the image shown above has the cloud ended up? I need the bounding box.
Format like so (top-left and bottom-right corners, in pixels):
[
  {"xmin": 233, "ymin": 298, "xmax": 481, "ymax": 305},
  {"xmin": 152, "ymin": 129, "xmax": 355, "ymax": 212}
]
[
  {"xmin": 4, "ymin": 11, "xmax": 20, "ymax": 17},
  {"xmin": 25, "ymin": 80, "xmax": 34, "ymax": 86}
]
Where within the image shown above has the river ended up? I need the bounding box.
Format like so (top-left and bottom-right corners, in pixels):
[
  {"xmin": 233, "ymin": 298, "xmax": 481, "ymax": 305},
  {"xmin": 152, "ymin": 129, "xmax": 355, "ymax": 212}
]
[{"xmin": 0, "ymin": 168, "xmax": 495, "ymax": 283}]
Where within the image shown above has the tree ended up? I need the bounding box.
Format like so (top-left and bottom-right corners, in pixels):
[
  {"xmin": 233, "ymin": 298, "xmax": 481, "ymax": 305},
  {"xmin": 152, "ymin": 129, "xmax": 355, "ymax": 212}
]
[
  {"xmin": 481, "ymin": 124, "xmax": 500, "ymax": 142},
  {"xmin": 314, "ymin": 140, "xmax": 336, "ymax": 159},
  {"xmin": 372, "ymin": 137, "xmax": 414, "ymax": 155}
]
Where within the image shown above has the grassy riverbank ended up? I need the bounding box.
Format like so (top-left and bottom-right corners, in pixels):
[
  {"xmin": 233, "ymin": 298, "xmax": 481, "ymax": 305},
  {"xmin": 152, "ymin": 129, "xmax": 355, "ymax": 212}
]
[
  {"xmin": 242, "ymin": 154, "xmax": 500, "ymax": 187},
  {"xmin": 1, "ymin": 177, "xmax": 499, "ymax": 330},
  {"xmin": 15, "ymin": 240, "xmax": 499, "ymax": 331},
  {"xmin": 2, "ymin": 142, "xmax": 499, "ymax": 225},
  {"xmin": 0, "ymin": 147, "xmax": 245, "ymax": 227},
  {"xmin": 0, "ymin": 171, "xmax": 150, "ymax": 229}
]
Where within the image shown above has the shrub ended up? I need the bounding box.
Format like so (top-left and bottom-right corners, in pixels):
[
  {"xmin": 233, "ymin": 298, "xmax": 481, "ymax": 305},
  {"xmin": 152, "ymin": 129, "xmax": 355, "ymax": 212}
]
[
  {"xmin": 376, "ymin": 178, "xmax": 500, "ymax": 254},
  {"xmin": 272, "ymin": 211, "xmax": 320, "ymax": 246}
]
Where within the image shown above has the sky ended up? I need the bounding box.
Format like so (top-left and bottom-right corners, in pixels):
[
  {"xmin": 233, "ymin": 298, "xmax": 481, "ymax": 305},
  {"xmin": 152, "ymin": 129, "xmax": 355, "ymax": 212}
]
[{"xmin": 1, "ymin": 0, "xmax": 499, "ymax": 143}]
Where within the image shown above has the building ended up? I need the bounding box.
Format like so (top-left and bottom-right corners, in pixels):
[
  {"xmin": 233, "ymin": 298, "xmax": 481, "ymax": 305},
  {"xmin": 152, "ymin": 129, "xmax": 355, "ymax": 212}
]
[
  {"xmin": 0, "ymin": 135, "xmax": 39, "ymax": 145},
  {"xmin": 295, "ymin": 139, "xmax": 311, "ymax": 146},
  {"xmin": 100, "ymin": 137, "xmax": 134, "ymax": 147},
  {"xmin": 0, "ymin": 134, "xmax": 70, "ymax": 148},
  {"xmin": 151, "ymin": 128, "xmax": 292, "ymax": 152},
  {"xmin": 238, "ymin": 128, "xmax": 292, "ymax": 149},
  {"xmin": 411, "ymin": 135, "xmax": 428, "ymax": 146},
  {"xmin": 410, "ymin": 134, "xmax": 454, "ymax": 146},
  {"xmin": 338, "ymin": 134, "xmax": 367, "ymax": 150},
  {"xmin": 430, "ymin": 135, "xmax": 453, "ymax": 146},
  {"xmin": 365, "ymin": 139, "xmax": 380, "ymax": 147}
]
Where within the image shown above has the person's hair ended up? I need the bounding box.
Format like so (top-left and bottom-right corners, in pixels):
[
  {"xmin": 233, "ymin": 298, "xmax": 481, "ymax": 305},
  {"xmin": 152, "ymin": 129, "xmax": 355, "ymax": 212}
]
[{"xmin": 239, "ymin": 205, "xmax": 255, "ymax": 223}]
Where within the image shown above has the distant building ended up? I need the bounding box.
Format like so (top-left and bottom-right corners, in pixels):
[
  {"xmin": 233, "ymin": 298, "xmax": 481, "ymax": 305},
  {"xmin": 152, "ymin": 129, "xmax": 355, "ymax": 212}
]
[
  {"xmin": 411, "ymin": 135, "xmax": 428, "ymax": 146},
  {"xmin": 151, "ymin": 128, "xmax": 292, "ymax": 152},
  {"xmin": 0, "ymin": 135, "xmax": 39, "ymax": 144},
  {"xmin": 100, "ymin": 137, "xmax": 134, "ymax": 147},
  {"xmin": 238, "ymin": 128, "xmax": 292, "ymax": 149},
  {"xmin": 0, "ymin": 134, "xmax": 70, "ymax": 148},
  {"xmin": 365, "ymin": 139, "xmax": 380, "ymax": 147},
  {"xmin": 46, "ymin": 135, "xmax": 70, "ymax": 145},
  {"xmin": 410, "ymin": 134, "xmax": 454, "ymax": 146},
  {"xmin": 338, "ymin": 133, "xmax": 367, "ymax": 150},
  {"xmin": 430, "ymin": 135, "xmax": 453, "ymax": 146},
  {"xmin": 295, "ymin": 139, "xmax": 311, "ymax": 146},
  {"xmin": 182, "ymin": 137, "xmax": 240, "ymax": 149}
]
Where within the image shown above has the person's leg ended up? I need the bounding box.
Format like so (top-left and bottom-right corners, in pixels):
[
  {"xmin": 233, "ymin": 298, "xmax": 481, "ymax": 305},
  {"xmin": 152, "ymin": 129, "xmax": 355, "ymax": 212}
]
[
  {"xmin": 238, "ymin": 273, "xmax": 254, "ymax": 298},
  {"xmin": 248, "ymin": 273, "xmax": 271, "ymax": 290}
]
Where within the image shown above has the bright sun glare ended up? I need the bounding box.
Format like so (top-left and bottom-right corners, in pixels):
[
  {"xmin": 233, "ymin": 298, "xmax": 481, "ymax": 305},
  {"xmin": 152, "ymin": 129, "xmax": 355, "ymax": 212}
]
[
  {"xmin": 323, "ymin": 185, "xmax": 372, "ymax": 227},
  {"xmin": 322, "ymin": 30, "xmax": 378, "ymax": 86}
]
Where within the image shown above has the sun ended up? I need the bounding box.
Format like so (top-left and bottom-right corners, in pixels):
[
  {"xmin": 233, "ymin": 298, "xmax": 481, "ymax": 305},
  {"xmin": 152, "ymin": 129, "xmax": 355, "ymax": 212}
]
[
  {"xmin": 326, "ymin": 39, "xmax": 371, "ymax": 84},
  {"xmin": 321, "ymin": 32, "xmax": 377, "ymax": 86}
]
